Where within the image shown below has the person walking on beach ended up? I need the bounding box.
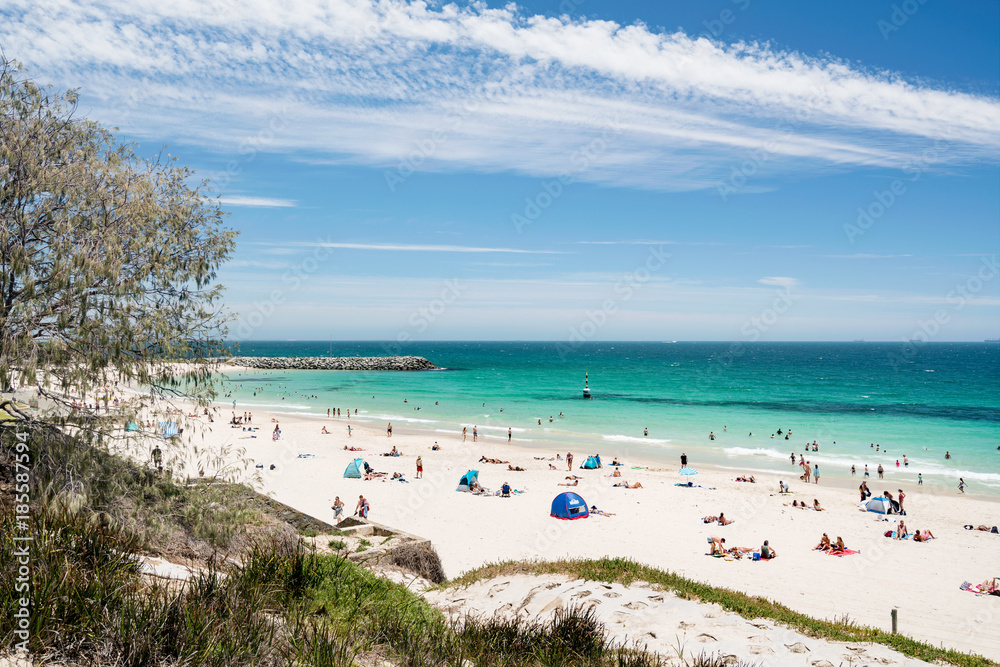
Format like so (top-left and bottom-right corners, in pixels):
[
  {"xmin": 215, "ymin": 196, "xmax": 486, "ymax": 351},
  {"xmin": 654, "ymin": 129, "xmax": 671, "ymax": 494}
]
[
  {"xmin": 355, "ymin": 494, "xmax": 369, "ymax": 518},
  {"xmin": 897, "ymin": 489, "xmax": 905, "ymax": 513},
  {"xmin": 473, "ymin": 426, "xmax": 478, "ymax": 442},
  {"xmin": 332, "ymin": 496, "xmax": 344, "ymax": 520},
  {"xmin": 813, "ymin": 463, "xmax": 820, "ymax": 484},
  {"xmin": 508, "ymin": 428, "xmax": 512, "ymax": 443},
  {"xmin": 958, "ymin": 478, "xmax": 966, "ymax": 494},
  {"xmin": 387, "ymin": 422, "xmax": 392, "ymax": 437},
  {"xmin": 851, "ymin": 464, "xmax": 856, "ymax": 476},
  {"xmin": 680, "ymin": 453, "xmax": 688, "ymax": 468},
  {"xmin": 151, "ymin": 445, "xmax": 162, "ymax": 472},
  {"xmin": 463, "ymin": 427, "xmax": 467, "ymax": 442},
  {"xmin": 567, "ymin": 452, "xmax": 574, "ymax": 471},
  {"xmin": 918, "ymin": 473, "xmax": 923, "ymax": 485},
  {"xmin": 415, "ymin": 456, "xmax": 423, "ymax": 479},
  {"xmin": 347, "ymin": 424, "xmax": 352, "ymax": 437},
  {"xmin": 877, "ymin": 464, "xmax": 884, "ymax": 479}
]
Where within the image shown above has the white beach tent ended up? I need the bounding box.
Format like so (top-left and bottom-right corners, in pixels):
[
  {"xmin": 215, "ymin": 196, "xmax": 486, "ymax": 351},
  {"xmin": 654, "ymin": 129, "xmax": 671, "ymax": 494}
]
[{"xmin": 862, "ymin": 497, "xmax": 892, "ymax": 514}]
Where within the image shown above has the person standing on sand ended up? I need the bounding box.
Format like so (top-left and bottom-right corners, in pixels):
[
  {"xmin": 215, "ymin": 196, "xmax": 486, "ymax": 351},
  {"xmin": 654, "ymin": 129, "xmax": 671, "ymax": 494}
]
[
  {"xmin": 463, "ymin": 427, "xmax": 467, "ymax": 442},
  {"xmin": 473, "ymin": 426, "xmax": 478, "ymax": 442},
  {"xmin": 680, "ymin": 453, "xmax": 688, "ymax": 468},
  {"xmin": 877, "ymin": 464, "xmax": 884, "ymax": 479},
  {"xmin": 918, "ymin": 473, "xmax": 923, "ymax": 485},
  {"xmin": 814, "ymin": 463, "xmax": 820, "ymax": 484},
  {"xmin": 508, "ymin": 428, "xmax": 512, "ymax": 443},
  {"xmin": 897, "ymin": 489, "xmax": 905, "ymax": 513},
  {"xmin": 415, "ymin": 456, "xmax": 423, "ymax": 479},
  {"xmin": 387, "ymin": 422, "xmax": 392, "ymax": 437},
  {"xmin": 567, "ymin": 452, "xmax": 574, "ymax": 471}
]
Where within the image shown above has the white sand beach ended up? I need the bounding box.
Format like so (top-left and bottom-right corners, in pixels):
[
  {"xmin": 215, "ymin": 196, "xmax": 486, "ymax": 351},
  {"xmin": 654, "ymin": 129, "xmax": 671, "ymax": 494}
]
[{"xmin": 112, "ymin": 391, "xmax": 998, "ymax": 664}]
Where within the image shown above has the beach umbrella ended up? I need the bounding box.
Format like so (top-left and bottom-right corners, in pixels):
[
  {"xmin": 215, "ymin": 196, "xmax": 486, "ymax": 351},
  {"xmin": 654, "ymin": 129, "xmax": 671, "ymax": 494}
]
[{"xmin": 678, "ymin": 468, "xmax": 698, "ymax": 475}]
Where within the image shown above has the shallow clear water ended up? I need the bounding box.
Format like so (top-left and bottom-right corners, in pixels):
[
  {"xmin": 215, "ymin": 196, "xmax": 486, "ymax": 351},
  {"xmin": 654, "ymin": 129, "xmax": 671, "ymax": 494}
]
[{"xmin": 217, "ymin": 342, "xmax": 1000, "ymax": 494}]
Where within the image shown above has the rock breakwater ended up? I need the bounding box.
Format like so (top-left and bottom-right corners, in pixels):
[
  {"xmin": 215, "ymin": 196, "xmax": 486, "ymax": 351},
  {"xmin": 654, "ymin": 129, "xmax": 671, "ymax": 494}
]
[{"xmin": 228, "ymin": 356, "xmax": 437, "ymax": 371}]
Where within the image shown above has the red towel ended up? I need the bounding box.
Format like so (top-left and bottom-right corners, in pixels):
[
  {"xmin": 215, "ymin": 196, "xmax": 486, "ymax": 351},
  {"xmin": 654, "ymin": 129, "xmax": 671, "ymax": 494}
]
[{"xmin": 827, "ymin": 549, "xmax": 860, "ymax": 556}]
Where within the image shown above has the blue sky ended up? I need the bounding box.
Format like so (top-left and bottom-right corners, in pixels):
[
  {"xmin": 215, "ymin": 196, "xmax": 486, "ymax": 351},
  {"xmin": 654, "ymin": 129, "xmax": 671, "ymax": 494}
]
[{"xmin": 3, "ymin": 0, "xmax": 998, "ymax": 341}]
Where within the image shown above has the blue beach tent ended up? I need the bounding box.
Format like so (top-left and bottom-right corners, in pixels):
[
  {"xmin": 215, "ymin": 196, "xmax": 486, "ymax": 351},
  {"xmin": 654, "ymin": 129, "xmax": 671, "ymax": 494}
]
[
  {"xmin": 551, "ymin": 492, "xmax": 589, "ymax": 520},
  {"xmin": 580, "ymin": 455, "xmax": 602, "ymax": 469},
  {"xmin": 125, "ymin": 421, "xmax": 139, "ymax": 432},
  {"xmin": 863, "ymin": 497, "xmax": 892, "ymax": 514},
  {"xmin": 457, "ymin": 470, "xmax": 480, "ymax": 492},
  {"xmin": 344, "ymin": 458, "xmax": 365, "ymax": 479}
]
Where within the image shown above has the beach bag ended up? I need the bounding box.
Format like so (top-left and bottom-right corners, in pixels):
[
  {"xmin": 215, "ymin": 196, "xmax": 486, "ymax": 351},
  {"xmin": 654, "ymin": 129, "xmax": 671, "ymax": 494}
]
[
  {"xmin": 752, "ymin": 552, "xmax": 760, "ymax": 561},
  {"xmin": 884, "ymin": 530, "xmax": 892, "ymax": 537}
]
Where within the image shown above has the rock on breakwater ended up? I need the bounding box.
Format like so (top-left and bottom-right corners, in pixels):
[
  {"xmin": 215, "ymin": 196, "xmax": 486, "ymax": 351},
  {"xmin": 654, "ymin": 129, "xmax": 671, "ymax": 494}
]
[{"xmin": 228, "ymin": 356, "xmax": 437, "ymax": 371}]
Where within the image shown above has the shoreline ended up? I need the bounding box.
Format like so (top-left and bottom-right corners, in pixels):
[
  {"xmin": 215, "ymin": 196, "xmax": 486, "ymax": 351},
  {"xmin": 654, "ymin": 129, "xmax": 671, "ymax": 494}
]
[{"xmin": 227, "ymin": 401, "xmax": 1000, "ymax": 504}]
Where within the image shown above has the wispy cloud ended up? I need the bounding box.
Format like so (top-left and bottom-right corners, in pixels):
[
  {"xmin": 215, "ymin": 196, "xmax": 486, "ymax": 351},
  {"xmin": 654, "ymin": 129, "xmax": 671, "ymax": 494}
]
[
  {"xmin": 759, "ymin": 276, "xmax": 800, "ymax": 289},
  {"xmin": 826, "ymin": 253, "xmax": 913, "ymax": 259},
  {"xmin": 262, "ymin": 242, "xmax": 567, "ymax": 254},
  {"xmin": 3, "ymin": 0, "xmax": 998, "ymax": 191},
  {"xmin": 219, "ymin": 195, "xmax": 297, "ymax": 208},
  {"xmin": 576, "ymin": 240, "xmax": 676, "ymax": 245}
]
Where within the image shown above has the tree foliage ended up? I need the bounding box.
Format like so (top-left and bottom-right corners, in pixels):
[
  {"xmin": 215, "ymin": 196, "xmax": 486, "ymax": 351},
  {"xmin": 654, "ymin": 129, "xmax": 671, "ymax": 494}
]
[{"xmin": 0, "ymin": 57, "xmax": 237, "ymax": 408}]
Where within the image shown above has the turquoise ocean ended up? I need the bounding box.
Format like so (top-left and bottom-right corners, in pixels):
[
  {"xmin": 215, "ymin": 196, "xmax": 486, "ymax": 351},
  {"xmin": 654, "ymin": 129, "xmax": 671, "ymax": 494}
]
[{"xmin": 217, "ymin": 342, "xmax": 1000, "ymax": 496}]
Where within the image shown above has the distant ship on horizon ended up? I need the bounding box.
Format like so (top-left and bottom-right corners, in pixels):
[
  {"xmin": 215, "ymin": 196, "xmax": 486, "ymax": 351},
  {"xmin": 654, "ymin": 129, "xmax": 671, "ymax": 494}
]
[{"xmin": 986, "ymin": 338, "xmax": 1000, "ymax": 343}]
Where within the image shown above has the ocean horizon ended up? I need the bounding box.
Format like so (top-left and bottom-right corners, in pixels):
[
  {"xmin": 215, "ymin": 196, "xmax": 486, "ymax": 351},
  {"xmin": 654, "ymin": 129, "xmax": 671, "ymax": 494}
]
[{"xmin": 216, "ymin": 341, "xmax": 1000, "ymax": 495}]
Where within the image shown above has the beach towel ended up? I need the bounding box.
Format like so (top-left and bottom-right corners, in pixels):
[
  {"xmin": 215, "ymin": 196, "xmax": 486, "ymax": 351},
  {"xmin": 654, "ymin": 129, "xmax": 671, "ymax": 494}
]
[{"xmin": 827, "ymin": 549, "xmax": 861, "ymax": 557}]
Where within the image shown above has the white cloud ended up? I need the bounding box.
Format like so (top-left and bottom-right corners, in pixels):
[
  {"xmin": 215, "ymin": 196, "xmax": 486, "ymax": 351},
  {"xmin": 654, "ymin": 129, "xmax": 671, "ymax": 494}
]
[
  {"xmin": 576, "ymin": 240, "xmax": 676, "ymax": 245},
  {"xmin": 263, "ymin": 242, "xmax": 567, "ymax": 254},
  {"xmin": 2, "ymin": 0, "xmax": 998, "ymax": 190},
  {"xmin": 219, "ymin": 195, "xmax": 297, "ymax": 208},
  {"xmin": 758, "ymin": 276, "xmax": 800, "ymax": 289},
  {"xmin": 826, "ymin": 253, "xmax": 913, "ymax": 259}
]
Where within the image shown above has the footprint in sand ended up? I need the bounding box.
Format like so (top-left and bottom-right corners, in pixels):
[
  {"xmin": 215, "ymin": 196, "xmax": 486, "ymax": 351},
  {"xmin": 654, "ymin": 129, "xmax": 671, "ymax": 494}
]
[
  {"xmin": 697, "ymin": 633, "xmax": 717, "ymax": 643},
  {"xmin": 603, "ymin": 591, "xmax": 622, "ymax": 598},
  {"xmin": 572, "ymin": 590, "xmax": 592, "ymax": 598},
  {"xmin": 622, "ymin": 601, "xmax": 647, "ymax": 610},
  {"xmin": 488, "ymin": 581, "xmax": 510, "ymax": 597},
  {"xmin": 785, "ymin": 642, "xmax": 810, "ymax": 653},
  {"xmin": 748, "ymin": 646, "xmax": 774, "ymax": 655},
  {"xmin": 647, "ymin": 594, "xmax": 664, "ymax": 602},
  {"xmin": 610, "ymin": 611, "xmax": 631, "ymax": 624}
]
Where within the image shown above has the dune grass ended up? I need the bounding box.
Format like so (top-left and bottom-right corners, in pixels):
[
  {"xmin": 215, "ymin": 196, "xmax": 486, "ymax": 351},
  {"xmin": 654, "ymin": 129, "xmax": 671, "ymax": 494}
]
[{"xmin": 446, "ymin": 558, "xmax": 995, "ymax": 667}]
